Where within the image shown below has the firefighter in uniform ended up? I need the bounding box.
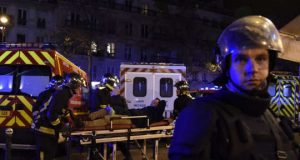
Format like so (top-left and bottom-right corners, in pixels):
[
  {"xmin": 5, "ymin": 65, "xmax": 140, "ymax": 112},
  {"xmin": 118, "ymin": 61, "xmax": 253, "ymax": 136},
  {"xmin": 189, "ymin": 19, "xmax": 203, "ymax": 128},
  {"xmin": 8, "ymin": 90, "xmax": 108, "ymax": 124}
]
[
  {"xmin": 34, "ymin": 72, "xmax": 84, "ymax": 160},
  {"xmin": 32, "ymin": 75, "xmax": 64, "ymax": 126},
  {"xmin": 173, "ymin": 80, "xmax": 194, "ymax": 119},
  {"xmin": 90, "ymin": 73, "xmax": 119, "ymax": 115},
  {"xmin": 169, "ymin": 15, "xmax": 299, "ymax": 160}
]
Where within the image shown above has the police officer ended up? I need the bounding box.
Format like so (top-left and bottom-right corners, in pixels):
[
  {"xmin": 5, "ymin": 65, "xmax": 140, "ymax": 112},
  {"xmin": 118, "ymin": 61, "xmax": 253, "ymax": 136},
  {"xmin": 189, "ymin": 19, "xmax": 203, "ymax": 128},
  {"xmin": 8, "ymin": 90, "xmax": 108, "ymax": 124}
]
[
  {"xmin": 34, "ymin": 72, "xmax": 84, "ymax": 160},
  {"xmin": 173, "ymin": 80, "xmax": 194, "ymax": 119},
  {"xmin": 169, "ymin": 16, "xmax": 299, "ymax": 160}
]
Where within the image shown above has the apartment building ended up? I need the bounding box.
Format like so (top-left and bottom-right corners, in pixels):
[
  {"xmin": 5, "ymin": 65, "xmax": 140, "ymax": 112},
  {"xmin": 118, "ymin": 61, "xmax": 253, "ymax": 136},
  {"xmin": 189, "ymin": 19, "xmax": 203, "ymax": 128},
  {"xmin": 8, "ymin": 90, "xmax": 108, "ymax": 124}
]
[{"xmin": 0, "ymin": 0, "xmax": 233, "ymax": 88}]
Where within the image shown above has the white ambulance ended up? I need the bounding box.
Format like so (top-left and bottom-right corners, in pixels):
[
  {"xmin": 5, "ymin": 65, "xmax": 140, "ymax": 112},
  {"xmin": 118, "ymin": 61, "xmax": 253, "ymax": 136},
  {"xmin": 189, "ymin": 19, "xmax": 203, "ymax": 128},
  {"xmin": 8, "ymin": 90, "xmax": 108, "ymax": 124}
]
[{"xmin": 120, "ymin": 63, "xmax": 186, "ymax": 117}]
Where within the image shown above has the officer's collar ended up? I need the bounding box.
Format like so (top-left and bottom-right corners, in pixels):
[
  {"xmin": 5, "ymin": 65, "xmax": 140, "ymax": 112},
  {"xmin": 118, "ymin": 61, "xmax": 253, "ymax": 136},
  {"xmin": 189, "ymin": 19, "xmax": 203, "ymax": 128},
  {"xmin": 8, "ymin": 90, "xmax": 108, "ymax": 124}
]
[{"xmin": 213, "ymin": 89, "xmax": 270, "ymax": 117}]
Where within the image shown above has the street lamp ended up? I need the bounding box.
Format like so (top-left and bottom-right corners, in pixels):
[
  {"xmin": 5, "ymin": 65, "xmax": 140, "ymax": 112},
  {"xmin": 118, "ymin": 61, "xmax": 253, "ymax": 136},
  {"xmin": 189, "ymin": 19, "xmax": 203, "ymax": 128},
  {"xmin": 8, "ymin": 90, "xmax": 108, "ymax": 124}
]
[{"xmin": 0, "ymin": 15, "xmax": 9, "ymax": 42}]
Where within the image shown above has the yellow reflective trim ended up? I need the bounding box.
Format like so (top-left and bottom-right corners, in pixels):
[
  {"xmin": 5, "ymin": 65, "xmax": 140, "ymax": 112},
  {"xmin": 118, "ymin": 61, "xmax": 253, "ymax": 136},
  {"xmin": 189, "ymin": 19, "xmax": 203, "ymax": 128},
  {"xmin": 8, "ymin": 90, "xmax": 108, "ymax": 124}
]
[
  {"xmin": 0, "ymin": 117, "xmax": 5, "ymax": 124},
  {"xmin": 6, "ymin": 117, "xmax": 15, "ymax": 126},
  {"xmin": 18, "ymin": 110, "xmax": 32, "ymax": 124},
  {"xmin": 17, "ymin": 96, "xmax": 32, "ymax": 111},
  {"xmin": 100, "ymin": 105, "xmax": 107, "ymax": 109},
  {"xmin": 29, "ymin": 51, "xmax": 45, "ymax": 65},
  {"xmin": 36, "ymin": 126, "xmax": 55, "ymax": 135},
  {"xmin": 41, "ymin": 51, "xmax": 54, "ymax": 67},
  {"xmin": 0, "ymin": 98, "xmax": 10, "ymax": 106},
  {"xmin": 40, "ymin": 151, "xmax": 44, "ymax": 160},
  {"xmin": 0, "ymin": 51, "xmax": 12, "ymax": 62},
  {"xmin": 65, "ymin": 113, "xmax": 70, "ymax": 117},
  {"xmin": 51, "ymin": 118, "xmax": 61, "ymax": 126},
  {"xmin": 5, "ymin": 51, "xmax": 19, "ymax": 64},
  {"xmin": 16, "ymin": 117, "xmax": 26, "ymax": 127},
  {"xmin": 19, "ymin": 51, "xmax": 32, "ymax": 64},
  {"xmin": 73, "ymin": 112, "xmax": 89, "ymax": 116}
]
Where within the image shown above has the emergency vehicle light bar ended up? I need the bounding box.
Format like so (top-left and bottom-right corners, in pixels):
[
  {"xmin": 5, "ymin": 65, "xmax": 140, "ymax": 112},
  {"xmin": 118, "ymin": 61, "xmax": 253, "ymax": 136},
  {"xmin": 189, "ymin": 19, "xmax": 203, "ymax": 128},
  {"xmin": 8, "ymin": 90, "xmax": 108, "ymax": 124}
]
[{"xmin": 0, "ymin": 43, "xmax": 57, "ymax": 50}]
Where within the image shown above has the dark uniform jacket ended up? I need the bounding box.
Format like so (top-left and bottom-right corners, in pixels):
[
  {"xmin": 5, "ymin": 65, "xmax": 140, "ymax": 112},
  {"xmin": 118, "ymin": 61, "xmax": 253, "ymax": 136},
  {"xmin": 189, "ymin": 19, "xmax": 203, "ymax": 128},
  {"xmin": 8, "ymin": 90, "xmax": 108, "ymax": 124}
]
[
  {"xmin": 169, "ymin": 89, "xmax": 298, "ymax": 160},
  {"xmin": 32, "ymin": 88, "xmax": 56, "ymax": 124},
  {"xmin": 90, "ymin": 87, "xmax": 111, "ymax": 112},
  {"xmin": 35, "ymin": 86, "xmax": 74, "ymax": 136},
  {"xmin": 173, "ymin": 94, "xmax": 193, "ymax": 119}
]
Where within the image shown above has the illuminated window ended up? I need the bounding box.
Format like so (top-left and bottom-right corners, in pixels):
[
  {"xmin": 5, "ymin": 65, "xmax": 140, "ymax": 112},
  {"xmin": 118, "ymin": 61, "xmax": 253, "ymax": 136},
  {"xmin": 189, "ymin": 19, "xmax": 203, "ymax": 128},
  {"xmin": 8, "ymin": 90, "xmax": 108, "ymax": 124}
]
[
  {"xmin": 160, "ymin": 78, "xmax": 173, "ymax": 97},
  {"xmin": 107, "ymin": 42, "xmax": 115, "ymax": 57},
  {"xmin": 142, "ymin": 4, "xmax": 148, "ymax": 15},
  {"xmin": 133, "ymin": 77, "xmax": 147, "ymax": 97}
]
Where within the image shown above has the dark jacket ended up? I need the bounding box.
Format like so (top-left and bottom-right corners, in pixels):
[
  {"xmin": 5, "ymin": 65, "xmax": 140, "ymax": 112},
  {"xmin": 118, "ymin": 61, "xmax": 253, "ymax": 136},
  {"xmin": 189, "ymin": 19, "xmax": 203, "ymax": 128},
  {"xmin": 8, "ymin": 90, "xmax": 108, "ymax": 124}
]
[
  {"xmin": 173, "ymin": 94, "xmax": 193, "ymax": 119},
  {"xmin": 90, "ymin": 87, "xmax": 111, "ymax": 112},
  {"xmin": 35, "ymin": 86, "xmax": 74, "ymax": 136},
  {"xmin": 169, "ymin": 89, "xmax": 298, "ymax": 160},
  {"xmin": 114, "ymin": 100, "xmax": 166, "ymax": 128}
]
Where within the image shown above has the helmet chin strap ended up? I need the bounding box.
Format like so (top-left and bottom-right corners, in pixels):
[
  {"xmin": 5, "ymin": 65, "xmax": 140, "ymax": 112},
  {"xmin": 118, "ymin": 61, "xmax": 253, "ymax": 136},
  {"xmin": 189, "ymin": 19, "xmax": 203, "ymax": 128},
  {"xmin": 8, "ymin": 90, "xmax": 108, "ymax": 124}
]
[{"xmin": 226, "ymin": 77, "xmax": 268, "ymax": 97}]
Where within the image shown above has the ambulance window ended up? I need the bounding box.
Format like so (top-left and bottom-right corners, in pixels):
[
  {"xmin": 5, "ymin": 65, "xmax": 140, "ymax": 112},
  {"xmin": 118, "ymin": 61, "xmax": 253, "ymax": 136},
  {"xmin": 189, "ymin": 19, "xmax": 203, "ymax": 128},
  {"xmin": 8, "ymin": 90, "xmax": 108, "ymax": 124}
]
[
  {"xmin": 267, "ymin": 83, "xmax": 276, "ymax": 97},
  {"xmin": 283, "ymin": 84, "xmax": 292, "ymax": 97},
  {"xmin": 0, "ymin": 66, "xmax": 15, "ymax": 92},
  {"xmin": 133, "ymin": 77, "xmax": 147, "ymax": 97},
  {"xmin": 160, "ymin": 78, "xmax": 173, "ymax": 97},
  {"xmin": 19, "ymin": 66, "xmax": 51, "ymax": 97}
]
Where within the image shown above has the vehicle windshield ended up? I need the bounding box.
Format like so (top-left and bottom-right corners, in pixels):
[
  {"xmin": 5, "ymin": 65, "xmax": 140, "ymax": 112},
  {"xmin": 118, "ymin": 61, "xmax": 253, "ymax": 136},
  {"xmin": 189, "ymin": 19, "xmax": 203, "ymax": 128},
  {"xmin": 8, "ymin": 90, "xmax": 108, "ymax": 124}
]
[{"xmin": 0, "ymin": 65, "xmax": 51, "ymax": 97}]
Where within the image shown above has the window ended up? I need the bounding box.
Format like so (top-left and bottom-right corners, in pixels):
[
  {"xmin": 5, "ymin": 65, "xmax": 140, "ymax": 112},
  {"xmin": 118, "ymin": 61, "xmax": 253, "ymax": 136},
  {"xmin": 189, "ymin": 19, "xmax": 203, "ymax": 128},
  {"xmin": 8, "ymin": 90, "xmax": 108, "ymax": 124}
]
[
  {"xmin": 37, "ymin": 18, "xmax": 46, "ymax": 28},
  {"xmin": 17, "ymin": 34, "xmax": 26, "ymax": 43},
  {"xmin": 133, "ymin": 77, "xmax": 147, "ymax": 97},
  {"xmin": 283, "ymin": 84, "xmax": 292, "ymax": 97},
  {"xmin": 17, "ymin": 9, "xmax": 27, "ymax": 25},
  {"xmin": 36, "ymin": 36, "xmax": 44, "ymax": 43},
  {"xmin": 141, "ymin": 4, "xmax": 148, "ymax": 15},
  {"xmin": 125, "ymin": 22, "xmax": 133, "ymax": 36},
  {"xmin": 69, "ymin": 12, "xmax": 80, "ymax": 26},
  {"xmin": 140, "ymin": 49, "xmax": 147, "ymax": 62},
  {"xmin": 141, "ymin": 24, "xmax": 148, "ymax": 38},
  {"xmin": 124, "ymin": 44, "xmax": 132, "ymax": 60},
  {"xmin": 107, "ymin": 42, "xmax": 115, "ymax": 57},
  {"xmin": 0, "ymin": 66, "xmax": 14, "ymax": 93},
  {"xmin": 267, "ymin": 83, "xmax": 276, "ymax": 97},
  {"xmin": 0, "ymin": 65, "xmax": 51, "ymax": 97},
  {"xmin": 125, "ymin": 0, "xmax": 132, "ymax": 11},
  {"xmin": 160, "ymin": 78, "xmax": 173, "ymax": 97},
  {"xmin": 0, "ymin": 6, "xmax": 7, "ymax": 14}
]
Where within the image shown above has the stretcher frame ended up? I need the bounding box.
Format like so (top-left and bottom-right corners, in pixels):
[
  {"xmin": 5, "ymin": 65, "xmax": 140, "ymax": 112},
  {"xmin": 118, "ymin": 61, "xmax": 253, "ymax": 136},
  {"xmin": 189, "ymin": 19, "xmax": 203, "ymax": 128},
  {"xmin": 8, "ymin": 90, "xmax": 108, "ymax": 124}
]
[{"xmin": 68, "ymin": 116, "xmax": 174, "ymax": 160}]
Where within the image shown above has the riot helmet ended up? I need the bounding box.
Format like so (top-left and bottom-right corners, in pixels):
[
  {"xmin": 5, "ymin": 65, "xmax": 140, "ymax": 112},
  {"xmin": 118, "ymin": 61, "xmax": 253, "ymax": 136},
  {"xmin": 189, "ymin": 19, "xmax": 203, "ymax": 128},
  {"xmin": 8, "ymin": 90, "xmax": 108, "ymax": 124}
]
[
  {"xmin": 63, "ymin": 72, "xmax": 83, "ymax": 90},
  {"xmin": 217, "ymin": 15, "xmax": 283, "ymax": 71},
  {"xmin": 47, "ymin": 75, "xmax": 63, "ymax": 89},
  {"xmin": 101, "ymin": 73, "xmax": 120, "ymax": 91},
  {"xmin": 213, "ymin": 15, "xmax": 283, "ymax": 86}
]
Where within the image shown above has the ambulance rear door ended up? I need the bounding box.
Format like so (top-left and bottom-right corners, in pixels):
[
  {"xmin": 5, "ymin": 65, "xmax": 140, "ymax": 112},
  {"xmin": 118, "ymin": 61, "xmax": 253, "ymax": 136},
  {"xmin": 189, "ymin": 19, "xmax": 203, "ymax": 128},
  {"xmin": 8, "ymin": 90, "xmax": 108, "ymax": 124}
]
[
  {"xmin": 154, "ymin": 73, "xmax": 182, "ymax": 115},
  {"xmin": 125, "ymin": 72, "xmax": 154, "ymax": 109}
]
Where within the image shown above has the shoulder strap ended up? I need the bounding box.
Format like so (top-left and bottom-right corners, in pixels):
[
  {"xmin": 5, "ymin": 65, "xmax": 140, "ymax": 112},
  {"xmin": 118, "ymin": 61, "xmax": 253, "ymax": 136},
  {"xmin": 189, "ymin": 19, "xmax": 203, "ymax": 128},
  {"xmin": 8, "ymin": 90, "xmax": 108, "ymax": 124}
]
[{"xmin": 264, "ymin": 110, "xmax": 288, "ymax": 160}]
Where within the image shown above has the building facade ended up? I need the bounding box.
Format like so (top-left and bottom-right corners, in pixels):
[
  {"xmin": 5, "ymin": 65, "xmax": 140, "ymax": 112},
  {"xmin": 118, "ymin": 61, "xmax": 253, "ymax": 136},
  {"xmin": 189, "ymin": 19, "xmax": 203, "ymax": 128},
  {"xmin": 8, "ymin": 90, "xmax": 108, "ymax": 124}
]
[{"xmin": 0, "ymin": 0, "xmax": 233, "ymax": 89}]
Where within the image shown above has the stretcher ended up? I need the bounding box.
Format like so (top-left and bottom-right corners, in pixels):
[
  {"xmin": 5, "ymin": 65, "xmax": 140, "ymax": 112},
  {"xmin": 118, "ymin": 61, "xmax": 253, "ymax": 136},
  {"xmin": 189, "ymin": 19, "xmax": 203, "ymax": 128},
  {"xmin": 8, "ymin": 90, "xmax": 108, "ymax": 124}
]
[{"xmin": 68, "ymin": 115, "xmax": 174, "ymax": 160}]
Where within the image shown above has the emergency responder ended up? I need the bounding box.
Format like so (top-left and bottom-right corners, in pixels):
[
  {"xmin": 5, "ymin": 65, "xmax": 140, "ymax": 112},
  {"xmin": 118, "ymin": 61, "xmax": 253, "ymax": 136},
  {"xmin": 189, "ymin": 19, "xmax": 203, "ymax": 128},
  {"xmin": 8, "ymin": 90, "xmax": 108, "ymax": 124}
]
[
  {"xmin": 34, "ymin": 72, "xmax": 84, "ymax": 160},
  {"xmin": 172, "ymin": 80, "xmax": 194, "ymax": 119},
  {"xmin": 169, "ymin": 15, "xmax": 299, "ymax": 160},
  {"xmin": 90, "ymin": 73, "xmax": 119, "ymax": 114},
  {"xmin": 32, "ymin": 75, "xmax": 64, "ymax": 128}
]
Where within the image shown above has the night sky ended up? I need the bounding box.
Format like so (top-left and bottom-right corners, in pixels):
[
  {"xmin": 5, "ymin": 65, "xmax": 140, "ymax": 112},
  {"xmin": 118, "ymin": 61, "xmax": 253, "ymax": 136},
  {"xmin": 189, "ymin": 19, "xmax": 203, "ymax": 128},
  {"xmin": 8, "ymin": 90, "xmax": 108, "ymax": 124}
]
[{"xmin": 223, "ymin": 0, "xmax": 299, "ymax": 28}]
